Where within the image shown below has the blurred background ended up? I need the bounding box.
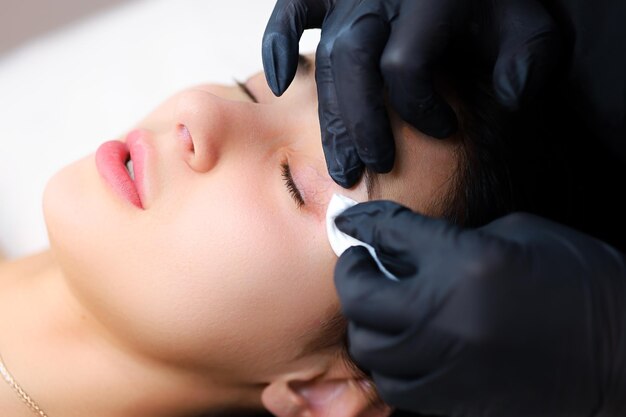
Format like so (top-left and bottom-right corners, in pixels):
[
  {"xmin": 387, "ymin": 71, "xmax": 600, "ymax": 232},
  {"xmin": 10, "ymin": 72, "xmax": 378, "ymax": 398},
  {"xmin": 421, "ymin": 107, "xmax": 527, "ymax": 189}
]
[
  {"xmin": 0, "ymin": 0, "xmax": 320, "ymax": 259},
  {"xmin": 0, "ymin": 0, "xmax": 128, "ymax": 54}
]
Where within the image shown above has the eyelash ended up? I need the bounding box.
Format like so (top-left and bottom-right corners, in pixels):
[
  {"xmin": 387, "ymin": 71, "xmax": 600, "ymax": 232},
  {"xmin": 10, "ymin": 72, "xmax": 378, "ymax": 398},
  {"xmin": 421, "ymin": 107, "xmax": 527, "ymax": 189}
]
[
  {"xmin": 235, "ymin": 80, "xmax": 258, "ymax": 103},
  {"xmin": 281, "ymin": 162, "xmax": 305, "ymax": 208}
]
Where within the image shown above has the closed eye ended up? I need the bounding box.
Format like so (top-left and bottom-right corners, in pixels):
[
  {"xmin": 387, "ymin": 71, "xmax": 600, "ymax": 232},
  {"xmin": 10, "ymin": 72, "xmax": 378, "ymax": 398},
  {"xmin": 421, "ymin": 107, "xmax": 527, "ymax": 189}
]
[
  {"xmin": 235, "ymin": 80, "xmax": 258, "ymax": 103},
  {"xmin": 281, "ymin": 162, "xmax": 305, "ymax": 208}
]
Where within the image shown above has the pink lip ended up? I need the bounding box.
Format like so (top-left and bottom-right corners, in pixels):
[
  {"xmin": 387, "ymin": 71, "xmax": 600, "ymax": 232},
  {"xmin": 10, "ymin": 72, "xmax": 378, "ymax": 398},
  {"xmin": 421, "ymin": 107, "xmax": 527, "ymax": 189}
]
[
  {"xmin": 126, "ymin": 130, "xmax": 149, "ymax": 207},
  {"xmin": 95, "ymin": 130, "xmax": 149, "ymax": 209}
]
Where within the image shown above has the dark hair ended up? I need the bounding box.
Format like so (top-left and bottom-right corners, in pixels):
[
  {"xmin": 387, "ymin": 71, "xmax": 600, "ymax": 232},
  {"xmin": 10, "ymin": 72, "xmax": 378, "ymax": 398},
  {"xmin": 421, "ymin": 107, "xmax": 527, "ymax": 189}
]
[
  {"xmin": 442, "ymin": 59, "xmax": 626, "ymax": 252},
  {"xmin": 440, "ymin": 77, "xmax": 516, "ymax": 227},
  {"xmin": 436, "ymin": 54, "xmax": 571, "ymax": 229}
]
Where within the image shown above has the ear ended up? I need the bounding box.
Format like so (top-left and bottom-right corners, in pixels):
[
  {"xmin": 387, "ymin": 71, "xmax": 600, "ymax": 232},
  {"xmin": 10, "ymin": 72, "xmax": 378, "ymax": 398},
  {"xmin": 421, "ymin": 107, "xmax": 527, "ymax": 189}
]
[{"xmin": 261, "ymin": 373, "xmax": 391, "ymax": 417}]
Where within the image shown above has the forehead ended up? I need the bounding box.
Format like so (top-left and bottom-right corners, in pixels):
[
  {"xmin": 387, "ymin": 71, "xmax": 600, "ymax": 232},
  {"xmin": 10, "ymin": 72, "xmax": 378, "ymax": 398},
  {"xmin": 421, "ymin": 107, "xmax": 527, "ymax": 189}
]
[{"xmin": 375, "ymin": 111, "xmax": 461, "ymax": 216}]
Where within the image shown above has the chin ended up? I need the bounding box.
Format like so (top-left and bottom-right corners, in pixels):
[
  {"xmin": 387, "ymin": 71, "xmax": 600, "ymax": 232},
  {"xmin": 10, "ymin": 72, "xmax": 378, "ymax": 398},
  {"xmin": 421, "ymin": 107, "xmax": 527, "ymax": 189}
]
[
  {"xmin": 42, "ymin": 154, "xmax": 135, "ymax": 330},
  {"xmin": 43, "ymin": 154, "xmax": 116, "ymax": 271}
]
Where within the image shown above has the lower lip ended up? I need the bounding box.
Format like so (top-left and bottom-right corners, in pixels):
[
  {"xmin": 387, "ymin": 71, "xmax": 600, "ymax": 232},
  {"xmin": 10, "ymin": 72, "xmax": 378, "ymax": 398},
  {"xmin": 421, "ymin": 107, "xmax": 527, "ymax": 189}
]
[{"xmin": 95, "ymin": 140, "xmax": 143, "ymax": 209}]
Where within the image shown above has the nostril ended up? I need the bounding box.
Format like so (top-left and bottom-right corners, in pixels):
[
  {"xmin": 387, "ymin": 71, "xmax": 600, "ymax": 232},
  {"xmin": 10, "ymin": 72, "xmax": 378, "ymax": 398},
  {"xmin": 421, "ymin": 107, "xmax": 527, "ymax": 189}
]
[{"xmin": 177, "ymin": 124, "xmax": 194, "ymax": 153}]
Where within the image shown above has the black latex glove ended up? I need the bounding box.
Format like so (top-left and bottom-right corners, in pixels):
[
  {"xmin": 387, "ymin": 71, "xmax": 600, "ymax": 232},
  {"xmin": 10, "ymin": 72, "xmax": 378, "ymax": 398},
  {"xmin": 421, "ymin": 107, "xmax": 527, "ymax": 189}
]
[
  {"xmin": 334, "ymin": 201, "xmax": 626, "ymax": 417},
  {"xmin": 262, "ymin": 0, "xmax": 560, "ymax": 188}
]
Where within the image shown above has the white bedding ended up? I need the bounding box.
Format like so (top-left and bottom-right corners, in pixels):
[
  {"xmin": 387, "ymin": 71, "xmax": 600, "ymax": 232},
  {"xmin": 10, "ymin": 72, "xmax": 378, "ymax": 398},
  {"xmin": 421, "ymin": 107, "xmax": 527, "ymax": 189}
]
[{"xmin": 0, "ymin": 0, "xmax": 320, "ymax": 259}]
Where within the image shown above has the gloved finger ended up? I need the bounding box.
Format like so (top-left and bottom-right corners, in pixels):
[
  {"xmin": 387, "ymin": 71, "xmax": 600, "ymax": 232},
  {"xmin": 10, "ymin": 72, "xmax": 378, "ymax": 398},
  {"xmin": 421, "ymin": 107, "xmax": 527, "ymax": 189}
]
[
  {"xmin": 381, "ymin": 0, "xmax": 460, "ymax": 139},
  {"xmin": 348, "ymin": 317, "xmax": 464, "ymax": 379},
  {"xmin": 331, "ymin": 4, "xmax": 395, "ymax": 174},
  {"xmin": 372, "ymin": 371, "xmax": 446, "ymax": 414},
  {"xmin": 491, "ymin": 0, "xmax": 560, "ymax": 110},
  {"xmin": 335, "ymin": 200, "xmax": 461, "ymax": 263},
  {"xmin": 480, "ymin": 212, "xmax": 539, "ymax": 240},
  {"xmin": 316, "ymin": 14, "xmax": 364, "ymax": 188},
  {"xmin": 480, "ymin": 212, "xmax": 573, "ymax": 249},
  {"xmin": 347, "ymin": 322, "xmax": 411, "ymax": 376},
  {"xmin": 262, "ymin": 0, "xmax": 329, "ymax": 96},
  {"xmin": 335, "ymin": 246, "xmax": 415, "ymax": 332}
]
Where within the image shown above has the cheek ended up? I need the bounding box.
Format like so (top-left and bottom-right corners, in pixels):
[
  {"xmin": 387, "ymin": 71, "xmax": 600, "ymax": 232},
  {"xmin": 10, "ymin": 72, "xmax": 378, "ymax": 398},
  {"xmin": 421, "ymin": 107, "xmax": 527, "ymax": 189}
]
[
  {"xmin": 44, "ymin": 154, "xmax": 121, "ymax": 267},
  {"xmin": 47, "ymin": 163, "xmax": 339, "ymax": 378},
  {"xmin": 149, "ymin": 184, "xmax": 339, "ymax": 377}
]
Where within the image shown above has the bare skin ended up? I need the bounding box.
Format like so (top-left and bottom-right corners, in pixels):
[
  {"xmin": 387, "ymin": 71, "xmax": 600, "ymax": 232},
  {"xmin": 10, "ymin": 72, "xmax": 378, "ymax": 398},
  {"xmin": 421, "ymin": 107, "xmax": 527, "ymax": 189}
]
[{"xmin": 0, "ymin": 55, "xmax": 460, "ymax": 417}]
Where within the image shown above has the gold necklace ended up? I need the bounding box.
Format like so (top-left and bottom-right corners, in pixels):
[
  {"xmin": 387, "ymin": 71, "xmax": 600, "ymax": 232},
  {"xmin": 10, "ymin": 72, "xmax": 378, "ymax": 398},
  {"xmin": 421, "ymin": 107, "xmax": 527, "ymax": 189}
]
[{"xmin": 0, "ymin": 354, "xmax": 49, "ymax": 417}]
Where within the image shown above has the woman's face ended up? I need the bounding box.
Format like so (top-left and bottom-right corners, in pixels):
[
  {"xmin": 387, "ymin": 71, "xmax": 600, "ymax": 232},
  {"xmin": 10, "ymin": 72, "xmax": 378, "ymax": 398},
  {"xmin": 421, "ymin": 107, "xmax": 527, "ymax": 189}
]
[{"xmin": 43, "ymin": 55, "xmax": 459, "ymax": 384}]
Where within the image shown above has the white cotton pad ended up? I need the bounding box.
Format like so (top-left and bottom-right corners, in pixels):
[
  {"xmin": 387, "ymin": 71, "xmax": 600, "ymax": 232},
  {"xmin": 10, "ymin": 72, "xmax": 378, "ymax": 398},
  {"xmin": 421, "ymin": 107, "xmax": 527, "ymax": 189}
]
[{"xmin": 326, "ymin": 193, "xmax": 399, "ymax": 281}]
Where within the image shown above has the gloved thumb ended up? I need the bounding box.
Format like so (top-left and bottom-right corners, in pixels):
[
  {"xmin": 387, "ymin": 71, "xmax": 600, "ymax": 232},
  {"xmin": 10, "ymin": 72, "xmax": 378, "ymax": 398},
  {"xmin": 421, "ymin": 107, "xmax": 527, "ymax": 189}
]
[
  {"xmin": 335, "ymin": 246, "xmax": 415, "ymax": 333},
  {"xmin": 262, "ymin": 0, "xmax": 329, "ymax": 96},
  {"xmin": 335, "ymin": 200, "xmax": 461, "ymax": 268},
  {"xmin": 491, "ymin": 0, "xmax": 561, "ymax": 109}
]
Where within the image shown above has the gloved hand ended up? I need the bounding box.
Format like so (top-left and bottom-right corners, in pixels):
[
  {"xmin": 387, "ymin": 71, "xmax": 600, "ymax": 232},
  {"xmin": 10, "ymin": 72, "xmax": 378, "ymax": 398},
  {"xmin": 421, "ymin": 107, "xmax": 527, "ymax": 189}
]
[
  {"xmin": 334, "ymin": 201, "xmax": 626, "ymax": 417},
  {"xmin": 262, "ymin": 0, "xmax": 560, "ymax": 188}
]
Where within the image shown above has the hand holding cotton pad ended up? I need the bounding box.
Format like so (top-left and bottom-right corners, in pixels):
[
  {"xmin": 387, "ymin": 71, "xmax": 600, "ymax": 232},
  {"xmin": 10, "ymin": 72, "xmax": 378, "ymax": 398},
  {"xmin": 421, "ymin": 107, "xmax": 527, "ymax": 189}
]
[{"xmin": 326, "ymin": 193, "xmax": 399, "ymax": 281}]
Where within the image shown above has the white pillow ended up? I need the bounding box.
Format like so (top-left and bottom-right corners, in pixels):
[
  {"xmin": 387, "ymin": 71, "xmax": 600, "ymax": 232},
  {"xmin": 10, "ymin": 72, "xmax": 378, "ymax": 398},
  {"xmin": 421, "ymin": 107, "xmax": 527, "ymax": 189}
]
[{"xmin": 0, "ymin": 0, "xmax": 321, "ymax": 259}]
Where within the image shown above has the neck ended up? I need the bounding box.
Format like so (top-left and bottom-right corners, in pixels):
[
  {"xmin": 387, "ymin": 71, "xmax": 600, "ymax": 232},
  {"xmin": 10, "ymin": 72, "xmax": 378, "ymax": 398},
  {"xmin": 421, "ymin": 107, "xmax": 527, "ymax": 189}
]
[{"xmin": 0, "ymin": 251, "xmax": 257, "ymax": 417}]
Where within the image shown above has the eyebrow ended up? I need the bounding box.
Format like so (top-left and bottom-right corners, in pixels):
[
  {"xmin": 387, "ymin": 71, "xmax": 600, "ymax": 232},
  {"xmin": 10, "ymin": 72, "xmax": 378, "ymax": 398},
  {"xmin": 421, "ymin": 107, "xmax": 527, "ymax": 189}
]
[
  {"xmin": 293, "ymin": 55, "xmax": 382, "ymax": 200},
  {"xmin": 239, "ymin": 54, "xmax": 377, "ymax": 201},
  {"xmin": 296, "ymin": 54, "xmax": 380, "ymax": 201},
  {"xmin": 363, "ymin": 167, "xmax": 380, "ymax": 200}
]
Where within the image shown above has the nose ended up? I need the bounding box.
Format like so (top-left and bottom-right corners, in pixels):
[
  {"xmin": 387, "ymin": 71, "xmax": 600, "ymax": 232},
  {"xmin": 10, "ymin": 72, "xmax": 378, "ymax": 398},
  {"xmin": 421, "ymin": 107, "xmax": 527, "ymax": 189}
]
[{"xmin": 174, "ymin": 89, "xmax": 250, "ymax": 173}]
